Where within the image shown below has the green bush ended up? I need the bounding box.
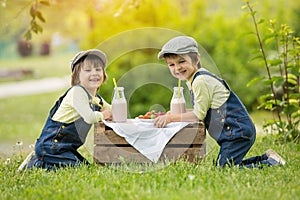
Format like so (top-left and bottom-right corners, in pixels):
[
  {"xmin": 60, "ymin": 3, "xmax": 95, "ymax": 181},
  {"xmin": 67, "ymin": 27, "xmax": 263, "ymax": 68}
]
[{"xmin": 243, "ymin": 1, "xmax": 300, "ymax": 142}]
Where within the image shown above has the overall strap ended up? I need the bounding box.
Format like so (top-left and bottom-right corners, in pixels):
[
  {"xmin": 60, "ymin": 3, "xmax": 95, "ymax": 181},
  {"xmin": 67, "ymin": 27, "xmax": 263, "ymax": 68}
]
[
  {"xmin": 76, "ymin": 84, "xmax": 92, "ymax": 100},
  {"xmin": 75, "ymin": 85, "xmax": 104, "ymax": 112},
  {"xmin": 96, "ymin": 94, "xmax": 104, "ymax": 107},
  {"xmin": 76, "ymin": 84, "xmax": 104, "ymax": 108},
  {"xmin": 191, "ymin": 70, "xmax": 230, "ymax": 90},
  {"xmin": 49, "ymin": 87, "xmax": 72, "ymax": 117},
  {"xmin": 190, "ymin": 70, "xmax": 230, "ymax": 105},
  {"xmin": 49, "ymin": 85, "xmax": 96, "ymax": 117}
]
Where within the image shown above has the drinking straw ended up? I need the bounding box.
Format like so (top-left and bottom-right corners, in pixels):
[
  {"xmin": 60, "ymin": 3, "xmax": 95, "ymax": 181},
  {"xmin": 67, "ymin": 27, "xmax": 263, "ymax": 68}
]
[
  {"xmin": 113, "ymin": 78, "xmax": 120, "ymax": 99},
  {"xmin": 178, "ymin": 79, "xmax": 181, "ymax": 98}
]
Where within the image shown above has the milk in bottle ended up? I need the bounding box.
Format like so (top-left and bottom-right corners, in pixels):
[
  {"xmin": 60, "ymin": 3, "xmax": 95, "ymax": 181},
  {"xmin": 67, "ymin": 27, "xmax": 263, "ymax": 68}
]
[
  {"xmin": 170, "ymin": 87, "xmax": 186, "ymax": 114},
  {"xmin": 112, "ymin": 87, "xmax": 127, "ymax": 122}
]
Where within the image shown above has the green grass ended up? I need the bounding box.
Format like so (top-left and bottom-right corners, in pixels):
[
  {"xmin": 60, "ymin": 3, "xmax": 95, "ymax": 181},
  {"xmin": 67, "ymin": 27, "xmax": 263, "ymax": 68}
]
[
  {"xmin": 0, "ymin": 138, "xmax": 299, "ymax": 200},
  {"xmin": 0, "ymin": 91, "xmax": 299, "ymax": 200},
  {"xmin": 0, "ymin": 53, "xmax": 72, "ymax": 82},
  {"xmin": 0, "ymin": 91, "xmax": 64, "ymax": 142}
]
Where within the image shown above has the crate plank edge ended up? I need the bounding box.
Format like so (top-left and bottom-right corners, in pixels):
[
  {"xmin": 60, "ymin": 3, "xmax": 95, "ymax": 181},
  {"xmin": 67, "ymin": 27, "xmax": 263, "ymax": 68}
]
[{"xmin": 94, "ymin": 121, "xmax": 206, "ymax": 165}]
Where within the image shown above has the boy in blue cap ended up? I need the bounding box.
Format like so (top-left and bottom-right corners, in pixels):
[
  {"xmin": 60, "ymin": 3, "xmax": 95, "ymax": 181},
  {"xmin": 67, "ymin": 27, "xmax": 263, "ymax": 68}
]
[{"xmin": 154, "ymin": 36, "xmax": 286, "ymax": 168}]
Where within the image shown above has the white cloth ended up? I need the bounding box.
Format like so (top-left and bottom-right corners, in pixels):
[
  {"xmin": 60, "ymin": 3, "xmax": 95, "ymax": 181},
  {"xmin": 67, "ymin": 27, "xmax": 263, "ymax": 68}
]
[{"xmin": 102, "ymin": 119, "xmax": 190, "ymax": 163}]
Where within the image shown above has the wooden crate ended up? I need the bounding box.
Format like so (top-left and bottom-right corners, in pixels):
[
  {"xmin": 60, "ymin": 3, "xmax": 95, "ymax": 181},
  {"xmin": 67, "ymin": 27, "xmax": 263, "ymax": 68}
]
[{"xmin": 94, "ymin": 122, "xmax": 206, "ymax": 165}]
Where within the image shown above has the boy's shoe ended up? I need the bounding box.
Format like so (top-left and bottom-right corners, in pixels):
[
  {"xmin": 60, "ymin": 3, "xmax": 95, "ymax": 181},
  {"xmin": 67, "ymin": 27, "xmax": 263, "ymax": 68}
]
[{"xmin": 266, "ymin": 149, "xmax": 286, "ymax": 165}]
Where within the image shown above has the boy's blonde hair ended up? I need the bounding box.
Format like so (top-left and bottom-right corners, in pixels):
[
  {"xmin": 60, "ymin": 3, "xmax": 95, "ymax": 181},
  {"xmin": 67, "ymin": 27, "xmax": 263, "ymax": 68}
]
[{"xmin": 71, "ymin": 55, "xmax": 107, "ymax": 86}]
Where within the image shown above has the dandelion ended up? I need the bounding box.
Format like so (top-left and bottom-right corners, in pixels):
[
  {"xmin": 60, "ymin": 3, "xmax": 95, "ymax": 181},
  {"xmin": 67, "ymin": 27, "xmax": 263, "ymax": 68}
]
[
  {"xmin": 4, "ymin": 158, "xmax": 11, "ymax": 165},
  {"xmin": 188, "ymin": 174, "xmax": 195, "ymax": 180},
  {"xmin": 15, "ymin": 141, "xmax": 24, "ymax": 155},
  {"xmin": 16, "ymin": 141, "xmax": 23, "ymax": 147}
]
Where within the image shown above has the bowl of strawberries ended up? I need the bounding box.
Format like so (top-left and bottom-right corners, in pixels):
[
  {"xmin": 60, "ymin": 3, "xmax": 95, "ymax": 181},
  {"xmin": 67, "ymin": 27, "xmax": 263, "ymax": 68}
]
[{"xmin": 136, "ymin": 110, "xmax": 165, "ymax": 121}]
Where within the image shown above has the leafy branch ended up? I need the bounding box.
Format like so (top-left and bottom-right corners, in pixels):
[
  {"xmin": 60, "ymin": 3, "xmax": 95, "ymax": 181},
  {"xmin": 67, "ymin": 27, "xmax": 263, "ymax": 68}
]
[
  {"xmin": 24, "ymin": 0, "xmax": 50, "ymax": 40},
  {"xmin": 243, "ymin": 0, "xmax": 300, "ymax": 142}
]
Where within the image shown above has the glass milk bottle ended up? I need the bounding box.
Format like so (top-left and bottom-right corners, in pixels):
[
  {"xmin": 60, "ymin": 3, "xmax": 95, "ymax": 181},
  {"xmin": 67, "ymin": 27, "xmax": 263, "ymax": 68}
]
[
  {"xmin": 112, "ymin": 87, "xmax": 127, "ymax": 122},
  {"xmin": 170, "ymin": 87, "xmax": 186, "ymax": 114}
]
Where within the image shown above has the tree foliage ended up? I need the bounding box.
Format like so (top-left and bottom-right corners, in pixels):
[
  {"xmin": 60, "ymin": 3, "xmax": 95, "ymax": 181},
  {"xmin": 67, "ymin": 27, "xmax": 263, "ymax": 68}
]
[
  {"xmin": 1, "ymin": 0, "xmax": 299, "ymax": 130},
  {"xmin": 243, "ymin": 1, "xmax": 299, "ymax": 142}
]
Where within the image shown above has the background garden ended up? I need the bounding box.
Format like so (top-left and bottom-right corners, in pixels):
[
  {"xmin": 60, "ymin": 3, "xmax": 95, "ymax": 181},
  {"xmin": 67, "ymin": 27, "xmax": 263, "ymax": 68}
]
[{"xmin": 0, "ymin": 0, "xmax": 299, "ymax": 199}]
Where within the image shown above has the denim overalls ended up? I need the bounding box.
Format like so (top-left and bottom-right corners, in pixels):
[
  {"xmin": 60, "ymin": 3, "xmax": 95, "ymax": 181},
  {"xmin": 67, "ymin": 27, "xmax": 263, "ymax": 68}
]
[
  {"xmin": 27, "ymin": 85, "xmax": 103, "ymax": 170},
  {"xmin": 190, "ymin": 71, "xmax": 257, "ymax": 167}
]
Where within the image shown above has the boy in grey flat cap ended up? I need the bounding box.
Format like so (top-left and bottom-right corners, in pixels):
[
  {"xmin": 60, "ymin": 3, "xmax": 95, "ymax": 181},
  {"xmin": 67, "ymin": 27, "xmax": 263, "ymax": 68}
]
[
  {"xmin": 154, "ymin": 36, "xmax": 286, "ymax": 168},
  {"xmin": 20, "ymin": 49, "xmax": 112, "ymax": 171}
]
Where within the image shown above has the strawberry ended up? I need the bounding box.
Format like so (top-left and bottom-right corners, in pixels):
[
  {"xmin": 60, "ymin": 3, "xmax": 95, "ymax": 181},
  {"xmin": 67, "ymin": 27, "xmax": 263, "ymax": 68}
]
[
  {"xmin": 143, "ymin": 115, "xmax": 149, "ymax": 119},
  {"xmin": 145, "ymin": 112, "xmax": 152, "ymax": 116}
]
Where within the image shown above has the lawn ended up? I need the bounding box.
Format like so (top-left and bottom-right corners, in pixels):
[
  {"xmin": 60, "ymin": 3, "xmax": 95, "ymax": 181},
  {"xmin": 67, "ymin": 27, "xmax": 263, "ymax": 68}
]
[
  {"xmin": 0, "ymin": 52, "xmax": 72, "ymax": 83},
  {"xmin": 0, "ymin": 90, "xmax": 65, "ymax": 155},
  {"xmin": 0, "ymin": 54, "xmax": 299, "ymax": 200},
  {"xmin": 0, "ymin": 137, "xmax": 299, "ymax": 200},
  {"xmin": 0, "ymin": 53, "xmax": 73, "ymax": 154},
  {"xmin": 0, "ymin": 91, "xmax": 299, "ymax": 200}
]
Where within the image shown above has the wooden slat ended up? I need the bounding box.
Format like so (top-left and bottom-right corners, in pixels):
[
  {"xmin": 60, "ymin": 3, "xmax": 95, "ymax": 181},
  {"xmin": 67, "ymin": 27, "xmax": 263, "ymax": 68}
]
[
  {"xmin": 94, "ymin": 146, "xmax": 150, "ymax": 163},
  {"xmin": 94, "ymin": 122, "xmax": 205, "ymax": 145},
  {"xmin": 160, "ymin": 145, "xmax": 206, "ymax": 163},
  {"xmin": 93, "ymin": 145, "xmax": 206, "ymax": 164},
  {"xmin": 94, "ymin": 130, "xmax": 128, "ymax": 145},
  {"xmin": 168, "ymin": 127, "xmax": 205, "ymax": 145},
  {"xmin": 93, "ymin": 121, "xmax": 206, "ymax": 164},
  {"xmin": 94, "ymin": 122, "xmax": 106, "ymax": 132}
]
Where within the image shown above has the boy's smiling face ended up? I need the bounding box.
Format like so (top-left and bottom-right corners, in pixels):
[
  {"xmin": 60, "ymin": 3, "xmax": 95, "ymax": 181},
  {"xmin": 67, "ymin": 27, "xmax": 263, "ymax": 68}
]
[{"xmin": 165, "ymin": 54, "xmax": 198, "ymax": 81}]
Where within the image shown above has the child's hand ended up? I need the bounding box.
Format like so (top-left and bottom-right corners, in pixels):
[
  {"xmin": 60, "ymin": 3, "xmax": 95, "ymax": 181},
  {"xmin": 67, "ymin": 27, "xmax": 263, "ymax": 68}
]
[
  {"xmin": 154, "ymin": 112, "xmax": 171, "ymax": 128},
  {"xmin": 102, "ymin": 110, "xmax": 112, "ymax": 120}
]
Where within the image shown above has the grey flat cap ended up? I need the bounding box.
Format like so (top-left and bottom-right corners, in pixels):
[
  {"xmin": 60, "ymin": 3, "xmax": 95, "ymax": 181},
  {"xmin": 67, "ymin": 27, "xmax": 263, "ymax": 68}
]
[
  {"xmin": 158, "ymin": 36, "xmax": 199, "ymax": 59},
  {"xmin": 70, "ymin": 49, "xmax": 107, "ymax": 71}
]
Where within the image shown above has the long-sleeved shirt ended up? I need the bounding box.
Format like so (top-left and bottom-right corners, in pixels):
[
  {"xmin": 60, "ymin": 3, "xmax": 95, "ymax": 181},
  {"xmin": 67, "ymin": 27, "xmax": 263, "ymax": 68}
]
[
  {"xmin": 52, "ymin": 86, "xmax": 111, "ymax": 124},
  {"xmin": 186, "ymin": 68, "xmax": 230, "ymax": 120}
]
